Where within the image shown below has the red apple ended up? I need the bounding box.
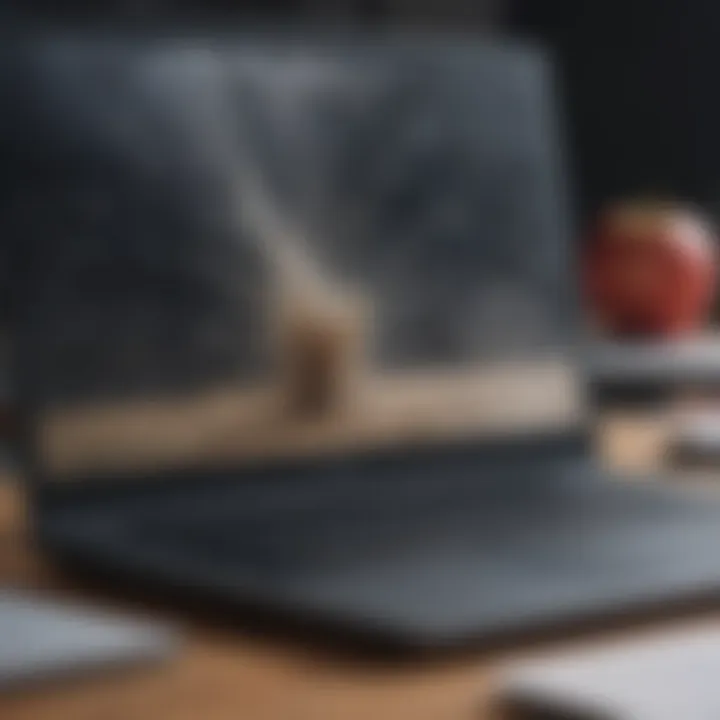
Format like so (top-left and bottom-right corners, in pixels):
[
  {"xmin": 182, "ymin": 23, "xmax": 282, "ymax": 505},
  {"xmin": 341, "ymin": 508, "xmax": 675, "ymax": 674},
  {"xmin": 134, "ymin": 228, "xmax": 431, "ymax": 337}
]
[{"xmin": 583, "ymin": 202, "xmax": 718, "ymax": 338}]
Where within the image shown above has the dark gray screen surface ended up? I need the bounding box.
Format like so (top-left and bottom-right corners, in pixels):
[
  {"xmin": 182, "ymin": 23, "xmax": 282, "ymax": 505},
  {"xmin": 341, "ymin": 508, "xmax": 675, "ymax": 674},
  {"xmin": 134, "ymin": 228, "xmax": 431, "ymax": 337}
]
[{"xmin": 6, "ymin": 35, "xmax": 577, "ymax": 407}]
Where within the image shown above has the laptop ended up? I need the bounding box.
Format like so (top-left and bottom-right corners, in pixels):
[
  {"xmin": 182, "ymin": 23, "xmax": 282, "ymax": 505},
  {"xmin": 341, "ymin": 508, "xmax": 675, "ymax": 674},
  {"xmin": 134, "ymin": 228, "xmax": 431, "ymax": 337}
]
[{"xmin": 8, "ymin": 33, "xmax": 720, "ymax": 649}]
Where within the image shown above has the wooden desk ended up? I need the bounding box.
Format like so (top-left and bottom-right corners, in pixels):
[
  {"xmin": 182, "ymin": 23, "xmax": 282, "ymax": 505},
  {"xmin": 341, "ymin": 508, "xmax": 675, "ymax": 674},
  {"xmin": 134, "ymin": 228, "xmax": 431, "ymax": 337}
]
[{"xmin": 1, "ymin": 415, "xmax": 717, "ymax": 720}]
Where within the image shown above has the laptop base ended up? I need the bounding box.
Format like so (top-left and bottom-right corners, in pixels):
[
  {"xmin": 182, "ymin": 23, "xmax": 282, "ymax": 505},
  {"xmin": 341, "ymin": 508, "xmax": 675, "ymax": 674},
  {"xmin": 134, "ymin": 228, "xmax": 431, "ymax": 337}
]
[{"xmin": 36, "ymin": 446, "xmax": 720, "ymax": 650}]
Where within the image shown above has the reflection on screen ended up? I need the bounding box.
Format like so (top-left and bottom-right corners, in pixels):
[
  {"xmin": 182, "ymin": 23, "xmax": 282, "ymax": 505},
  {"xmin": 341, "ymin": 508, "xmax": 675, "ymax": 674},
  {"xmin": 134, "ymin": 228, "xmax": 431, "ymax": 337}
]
[{"xmin": 12, "ymin": 37, "xmax": 582, "ymax": 479}]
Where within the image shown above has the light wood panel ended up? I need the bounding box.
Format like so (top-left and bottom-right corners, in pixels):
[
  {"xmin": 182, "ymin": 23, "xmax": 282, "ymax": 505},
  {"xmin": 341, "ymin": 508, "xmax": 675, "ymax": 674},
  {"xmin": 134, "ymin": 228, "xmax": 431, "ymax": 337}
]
[{"xmin": 41, "ymin": 359, "xmax": 581, "ymax": 478}]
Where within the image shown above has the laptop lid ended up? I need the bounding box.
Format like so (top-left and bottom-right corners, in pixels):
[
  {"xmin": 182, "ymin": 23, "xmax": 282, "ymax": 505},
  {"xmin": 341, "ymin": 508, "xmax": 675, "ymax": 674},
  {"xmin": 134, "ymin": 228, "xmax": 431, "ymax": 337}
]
[{"xmin": 5, "ymin": 33, "xmax": 586, "ymax": 495}]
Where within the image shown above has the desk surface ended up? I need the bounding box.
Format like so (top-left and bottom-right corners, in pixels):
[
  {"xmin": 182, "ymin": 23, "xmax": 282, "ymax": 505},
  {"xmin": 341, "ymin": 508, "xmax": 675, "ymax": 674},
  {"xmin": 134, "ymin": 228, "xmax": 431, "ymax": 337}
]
[{"xmin": 2, "ymin": 414, "xmax": 719, "ymax": 720}]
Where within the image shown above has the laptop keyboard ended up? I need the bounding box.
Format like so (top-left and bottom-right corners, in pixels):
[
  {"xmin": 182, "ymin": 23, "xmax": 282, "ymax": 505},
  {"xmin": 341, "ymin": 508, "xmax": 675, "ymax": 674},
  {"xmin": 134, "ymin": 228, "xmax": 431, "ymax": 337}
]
[
  {"xmin": 127, "ymin": 467, "xmax": 720, "ymax": 577},
  {"xmin": 134, "ymin": 480, "xmax": 513, "ymax": 572}
]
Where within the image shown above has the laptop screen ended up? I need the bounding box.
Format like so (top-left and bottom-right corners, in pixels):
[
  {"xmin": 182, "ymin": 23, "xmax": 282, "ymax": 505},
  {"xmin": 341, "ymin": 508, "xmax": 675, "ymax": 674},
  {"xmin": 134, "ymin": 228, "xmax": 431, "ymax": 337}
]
[{"xmin": 8, "ymin": 35, "xmax": 584, "ymax": 480}]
